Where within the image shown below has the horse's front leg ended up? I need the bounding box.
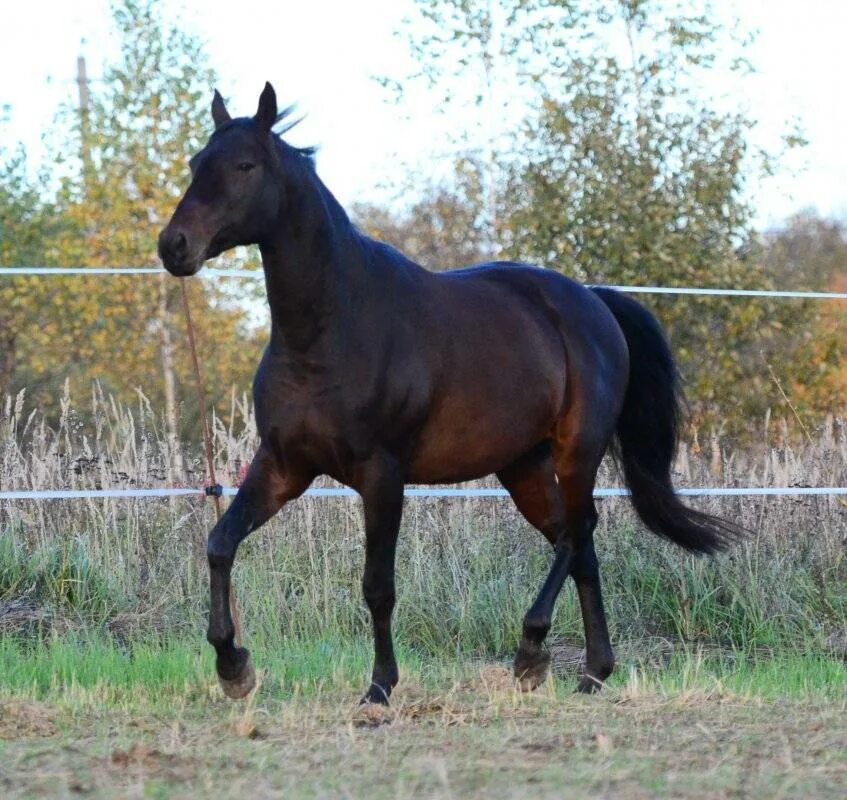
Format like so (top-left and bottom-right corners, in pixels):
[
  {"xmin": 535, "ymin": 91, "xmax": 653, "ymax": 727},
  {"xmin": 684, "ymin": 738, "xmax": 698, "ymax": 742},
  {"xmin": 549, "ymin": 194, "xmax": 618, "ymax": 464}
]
[
  {"xmin": 207, "ymin": 445, "xmax": 311, "ymax": 699},
  {"xmin": 355, "ymin": 453, "xmax": 405, "ymax": 705}
]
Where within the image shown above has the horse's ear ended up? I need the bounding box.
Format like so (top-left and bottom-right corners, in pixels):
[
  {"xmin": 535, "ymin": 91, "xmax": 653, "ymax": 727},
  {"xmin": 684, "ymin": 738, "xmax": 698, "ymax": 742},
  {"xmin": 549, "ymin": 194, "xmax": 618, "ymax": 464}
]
[
  {"xmin": 211, "ymin": 89, "xmax": 231, "ymax": 130},
  {"xmin": 255, "ymin": 82, "xmax": 277, "ymax": 132}
]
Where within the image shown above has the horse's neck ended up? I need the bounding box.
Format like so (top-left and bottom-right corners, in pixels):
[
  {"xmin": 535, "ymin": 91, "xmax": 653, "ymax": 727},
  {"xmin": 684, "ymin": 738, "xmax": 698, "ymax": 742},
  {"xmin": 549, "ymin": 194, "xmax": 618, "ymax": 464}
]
[{"xmin": 260, "ymin": 171, "xmax": 364, "ymax": 354}]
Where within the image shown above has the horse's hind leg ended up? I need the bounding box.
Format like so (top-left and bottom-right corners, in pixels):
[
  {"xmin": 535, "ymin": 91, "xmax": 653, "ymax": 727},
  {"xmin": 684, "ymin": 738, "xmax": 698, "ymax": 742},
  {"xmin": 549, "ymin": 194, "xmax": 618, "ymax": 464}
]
[
  {"xmin": 551, "ymin": 410, "xmax": 616, "ymax": 693},
  {"xmin": 206, "ymin": 445, "xmax": 311, "ymax": 698},
  {"xmin": 498, "ymin": 445, "xmax": 566, "ymax": 690},
  {"xmin": 570, "ymin": 531, "xmax": 613, "ymax": 692},
  {"xmin": 499, "ymin": 427, "xmax": 615, "ymax": 692}
]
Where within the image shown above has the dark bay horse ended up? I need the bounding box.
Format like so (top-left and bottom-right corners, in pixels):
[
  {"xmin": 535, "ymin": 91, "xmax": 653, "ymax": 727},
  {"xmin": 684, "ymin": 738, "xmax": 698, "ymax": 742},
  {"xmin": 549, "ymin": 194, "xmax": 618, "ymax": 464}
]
[{"xmin": 158, "ymin": 83, "xmax": 740, "ymax": 704}]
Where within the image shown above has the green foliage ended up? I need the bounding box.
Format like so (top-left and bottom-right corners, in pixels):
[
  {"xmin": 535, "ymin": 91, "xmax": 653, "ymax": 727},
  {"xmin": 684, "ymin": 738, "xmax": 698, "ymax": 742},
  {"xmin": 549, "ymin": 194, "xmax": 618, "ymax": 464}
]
[
  {"xmin": 0, "ymin": 0, "xmax": 263, "ymax": 435},
  {"xmin": 763, "ymin": 212, "xmax": 847, "ymax": 291},
  {"xmin": 495, "ymin": 2, "xmax": 781, "ymax": 429},
  {"xmin": 0, "ymin": 529, "xmax": 122, "ymax": 618},
  {"xmin": 352, "ymin": 157, "xmax": 488, "ymax": 269},
  {"xmin": 0, "ymin": 151, "xmax": 69, "ymax": 398},
  {"xmin": 0, "ymin": 636, "xmax": 843, "ymax": 706},
  {"xmin": 757, "ymin": 213, "xmax": 847, "ymax": 421}
]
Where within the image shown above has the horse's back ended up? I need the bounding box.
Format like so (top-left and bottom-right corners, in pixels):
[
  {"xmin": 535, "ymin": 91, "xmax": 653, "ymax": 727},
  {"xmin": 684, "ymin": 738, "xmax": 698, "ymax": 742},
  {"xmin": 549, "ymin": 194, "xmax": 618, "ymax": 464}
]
[{"xmin": 428, "ymin": 261, "xmax": 628, "ymax": 384}]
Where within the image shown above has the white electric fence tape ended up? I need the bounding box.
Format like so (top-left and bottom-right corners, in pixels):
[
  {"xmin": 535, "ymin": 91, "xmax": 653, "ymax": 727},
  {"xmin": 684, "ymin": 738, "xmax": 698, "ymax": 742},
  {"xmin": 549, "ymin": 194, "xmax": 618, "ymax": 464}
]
[
  {"xmin": 1, "ymin": 486, "xmax": 845, "ymax": 500},
  {"xmin": 1, "ymin": 267, "xmax": 846, "ymax": 299}
]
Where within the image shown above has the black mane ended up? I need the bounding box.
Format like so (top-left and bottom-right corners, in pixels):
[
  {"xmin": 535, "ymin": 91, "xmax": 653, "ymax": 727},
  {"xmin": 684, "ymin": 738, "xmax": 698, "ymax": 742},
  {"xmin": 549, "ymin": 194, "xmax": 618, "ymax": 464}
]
[{"xmin": 274, "ymin": 105, "xmax": 317, "ymax": 166}]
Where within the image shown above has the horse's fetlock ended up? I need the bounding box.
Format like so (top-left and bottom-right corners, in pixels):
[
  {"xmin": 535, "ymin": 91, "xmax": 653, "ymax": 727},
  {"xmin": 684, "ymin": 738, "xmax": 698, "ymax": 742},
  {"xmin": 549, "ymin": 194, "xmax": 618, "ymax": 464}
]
[
  {"xmin": 590, "ymin": 656, "xmax": 614, "ymax": 680},
  {"xmin": 206, "ymin": 622, "xmax": 233, "ymax": 649},
  {"xmin": 215, "ymin": 646, "xmax": 251, "ymax": 683},
  {"xmin": 373, "ymin": 661, "xmax": 399, "ymax": 689},
  {"xmin": 522, "ymin": 614, "xmax": 551, "ymax": 643}
]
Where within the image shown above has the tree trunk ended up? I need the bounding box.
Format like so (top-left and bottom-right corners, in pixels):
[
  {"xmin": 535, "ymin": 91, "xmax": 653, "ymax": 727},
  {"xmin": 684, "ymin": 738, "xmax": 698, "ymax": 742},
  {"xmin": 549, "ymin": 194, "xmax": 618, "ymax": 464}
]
[
  {"xmin": 0, "ymin": 327, "xmax": 16, "ymax": 402},
  {"xmin": 483, "ymin": 0, "xmax": 499, "ymax": 256},
  {"xmin": 158, "ymin": 274, "xmax": 183, "ymax": 480}
]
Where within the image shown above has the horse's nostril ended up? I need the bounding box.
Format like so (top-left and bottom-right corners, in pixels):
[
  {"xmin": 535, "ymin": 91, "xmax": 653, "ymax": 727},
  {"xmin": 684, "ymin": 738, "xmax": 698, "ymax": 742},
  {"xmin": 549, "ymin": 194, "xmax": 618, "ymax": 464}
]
[{"xmin": 158, "ymin": 228, "xmax": 192, "ymax": 270}]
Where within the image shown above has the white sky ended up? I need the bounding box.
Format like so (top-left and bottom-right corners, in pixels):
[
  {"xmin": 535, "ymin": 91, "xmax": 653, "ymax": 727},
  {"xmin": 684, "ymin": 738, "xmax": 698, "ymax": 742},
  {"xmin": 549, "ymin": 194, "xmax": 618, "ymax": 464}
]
[{"xmin": 1, "ymin": 0, "xmax": 846, "ymax": 230}]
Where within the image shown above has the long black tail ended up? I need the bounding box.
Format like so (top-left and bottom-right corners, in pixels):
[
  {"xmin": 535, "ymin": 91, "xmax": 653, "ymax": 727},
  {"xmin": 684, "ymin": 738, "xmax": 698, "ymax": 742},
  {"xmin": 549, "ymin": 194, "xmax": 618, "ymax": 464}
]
[{"xmin": 591, "ymin": 287, "xmax": 743, "ymax": 554}]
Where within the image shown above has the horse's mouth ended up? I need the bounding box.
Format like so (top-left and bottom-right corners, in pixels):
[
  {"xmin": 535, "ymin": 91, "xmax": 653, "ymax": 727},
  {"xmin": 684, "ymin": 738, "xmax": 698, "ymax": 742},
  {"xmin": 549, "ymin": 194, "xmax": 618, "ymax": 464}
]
[
  {"xmin": 208, "ymin": 223, "xmax": 246, "ymax": 259},
  {"xmin": 161, "ymin": 252, "xmax": 204, "ymax": 277},
  {"xmin": 205, "ymin": 241, "xmax": 227, "ymax": 260},
  {"xmin": 161, "ymin": 228, "xmax": 241, "ymax": 276}
]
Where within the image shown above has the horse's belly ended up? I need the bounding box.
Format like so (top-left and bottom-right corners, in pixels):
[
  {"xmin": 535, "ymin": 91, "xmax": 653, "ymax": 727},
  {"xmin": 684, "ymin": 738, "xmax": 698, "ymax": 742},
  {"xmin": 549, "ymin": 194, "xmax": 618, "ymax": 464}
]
[{"xmin": 407, "ymin": 377, "xmax": 561, "ymax": 483}]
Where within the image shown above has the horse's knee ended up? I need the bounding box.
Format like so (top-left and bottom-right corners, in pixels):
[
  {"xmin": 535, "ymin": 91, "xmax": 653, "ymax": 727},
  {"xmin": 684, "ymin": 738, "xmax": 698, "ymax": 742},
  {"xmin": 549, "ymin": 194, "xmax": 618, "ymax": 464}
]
[
  {"xmin": 363, "ymin": 581, "xmax": 395, "ymax": 618},
  {"xmin": 207, "ymin": 498, "xmax": 258, "ymax": 564},
  {"xmin": 207, "ymin": 520, "xmax": 237, "ymax": 565},
  {"xmin": 363, "ymin": 562, "xmax": 395, "ymax": 618}
]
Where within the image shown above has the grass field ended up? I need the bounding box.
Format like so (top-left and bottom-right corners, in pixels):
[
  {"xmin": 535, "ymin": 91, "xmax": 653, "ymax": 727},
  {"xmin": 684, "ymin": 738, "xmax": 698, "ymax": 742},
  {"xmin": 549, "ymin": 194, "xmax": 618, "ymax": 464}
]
[
  {"xmin": 1, "ymin": 637, "xmax": 845, "ymax": 799},
  {"xmin": 1, "ymin": 394, "xmax": 845, "ymax": 797}
]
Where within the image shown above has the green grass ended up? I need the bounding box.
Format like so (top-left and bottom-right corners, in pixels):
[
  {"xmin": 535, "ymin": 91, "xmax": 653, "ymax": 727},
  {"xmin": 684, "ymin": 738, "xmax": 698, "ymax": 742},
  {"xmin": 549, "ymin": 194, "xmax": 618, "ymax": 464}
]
[
  {"xmin": 1, "ymin": 633, "xmax": 843, "ymax": 708},
  {"xmin": 620, "ymin": 649, "xmax": 847, "ymax": 700}
]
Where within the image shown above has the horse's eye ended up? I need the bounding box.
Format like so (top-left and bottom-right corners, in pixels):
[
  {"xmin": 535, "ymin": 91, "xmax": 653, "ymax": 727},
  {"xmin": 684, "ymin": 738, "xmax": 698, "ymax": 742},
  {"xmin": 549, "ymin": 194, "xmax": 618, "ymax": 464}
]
[{"xmin": 237, "ymin": 162, "xmax": 255, "ymax": 173}]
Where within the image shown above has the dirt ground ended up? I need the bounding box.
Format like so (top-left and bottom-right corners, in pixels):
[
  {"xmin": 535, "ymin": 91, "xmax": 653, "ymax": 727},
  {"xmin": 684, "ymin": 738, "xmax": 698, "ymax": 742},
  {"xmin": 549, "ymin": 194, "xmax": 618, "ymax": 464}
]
[{"xmin": 1, "ymin": 666, "xmax": 844, "ymax": 799}]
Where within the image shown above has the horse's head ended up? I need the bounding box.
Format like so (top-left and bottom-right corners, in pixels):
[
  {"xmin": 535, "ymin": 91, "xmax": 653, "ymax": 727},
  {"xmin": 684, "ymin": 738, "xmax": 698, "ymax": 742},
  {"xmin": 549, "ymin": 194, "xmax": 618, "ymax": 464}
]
[{"xmin": 158, "ymin": 83, "xmax": 282, "ymax": 276}]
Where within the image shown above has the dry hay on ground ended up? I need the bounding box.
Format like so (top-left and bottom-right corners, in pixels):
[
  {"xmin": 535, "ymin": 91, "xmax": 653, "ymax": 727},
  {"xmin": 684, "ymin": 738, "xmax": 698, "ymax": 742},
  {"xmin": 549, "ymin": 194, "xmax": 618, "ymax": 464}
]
[
  {"xmin": 0, "ymin": 699, "xmax": 58, "ymax": 739},
  {"xmin": 351, "ymin": 663, "xmax": 550, "ymax": 729},
  {"xmin": 107, "ymin": 742, "xmax": 196, "ymax": 783},
  {"xmin": 0, "ymin": 679, "xmax": 843, "ymax": 799}
]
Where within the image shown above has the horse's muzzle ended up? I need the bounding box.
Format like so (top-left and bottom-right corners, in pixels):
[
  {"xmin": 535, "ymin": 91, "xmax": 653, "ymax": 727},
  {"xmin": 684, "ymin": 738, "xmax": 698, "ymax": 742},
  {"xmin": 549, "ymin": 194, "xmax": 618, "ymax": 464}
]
[{"xmin": 158, "ymin": 227, "xmax": 203, "ymax": 276}]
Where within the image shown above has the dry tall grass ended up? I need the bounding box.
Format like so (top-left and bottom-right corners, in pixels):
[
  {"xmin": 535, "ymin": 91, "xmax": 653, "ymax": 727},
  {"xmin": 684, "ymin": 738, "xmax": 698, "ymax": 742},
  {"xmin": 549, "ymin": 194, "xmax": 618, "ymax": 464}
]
[{"xmin": 1, "ymin": 383, "xmax": 845, "ymax": 661}]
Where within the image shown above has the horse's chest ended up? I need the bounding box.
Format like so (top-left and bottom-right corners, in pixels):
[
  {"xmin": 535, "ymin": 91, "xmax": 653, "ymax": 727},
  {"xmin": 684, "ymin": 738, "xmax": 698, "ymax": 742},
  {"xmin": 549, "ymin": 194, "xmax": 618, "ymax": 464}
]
[
  {"xmin": 259, "ymin": 387, "xmax": 340, "ymax": 439},
  {"xmin": 251, "ymin": 346, "xmax": 428, "ymax": 477},
  {"xmin": 253, "ymin": 372, "xmax": 367, "ymax": 475}
]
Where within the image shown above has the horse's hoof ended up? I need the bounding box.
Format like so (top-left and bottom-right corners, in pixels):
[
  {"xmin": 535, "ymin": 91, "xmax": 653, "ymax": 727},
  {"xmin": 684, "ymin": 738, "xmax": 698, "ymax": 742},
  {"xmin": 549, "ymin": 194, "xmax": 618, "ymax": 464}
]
[
  {"xmin": 514, "ymin": 648, "xmax": 551, "ymax": 692},
  {"xmin": 575, "ymin": 673, "xmax": 605, "ymax": 694},
  {"xmin": 218, "ymin": 659, "xmax": 256, "ymax": 700},
  {"xmin": 360, "ymin": 682, "xmax": 391, "ymax": 706}
]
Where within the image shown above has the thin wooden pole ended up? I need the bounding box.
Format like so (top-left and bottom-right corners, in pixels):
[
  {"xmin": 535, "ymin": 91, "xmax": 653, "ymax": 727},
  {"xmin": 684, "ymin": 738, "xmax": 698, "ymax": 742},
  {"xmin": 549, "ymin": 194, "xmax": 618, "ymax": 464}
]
[{"xmin": 178, "ymin": 279, "xmax": 242, "ymax": 647}]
